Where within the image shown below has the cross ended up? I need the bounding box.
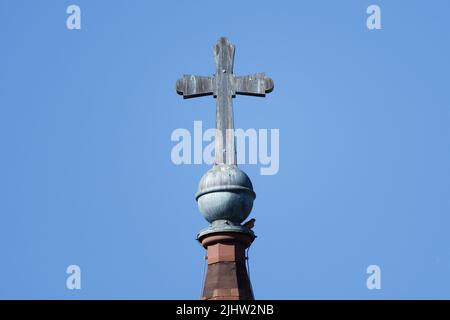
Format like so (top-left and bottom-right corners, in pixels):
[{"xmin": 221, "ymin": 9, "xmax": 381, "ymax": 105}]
[{"xmin": 176, "ymin": 37, "xmax": 274, "ymax": 165}]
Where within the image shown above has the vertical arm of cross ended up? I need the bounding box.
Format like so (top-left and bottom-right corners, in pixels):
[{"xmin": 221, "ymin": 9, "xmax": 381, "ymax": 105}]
[{"xmin": 213, "ymin": 37, "xmax": 236, "ymax": 165}]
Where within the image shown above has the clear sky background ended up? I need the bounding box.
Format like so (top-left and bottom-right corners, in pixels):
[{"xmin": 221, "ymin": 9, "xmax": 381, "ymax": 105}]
[{"xmin": 1, "ymin": 1, "xmax": 449, "ymax": 299}]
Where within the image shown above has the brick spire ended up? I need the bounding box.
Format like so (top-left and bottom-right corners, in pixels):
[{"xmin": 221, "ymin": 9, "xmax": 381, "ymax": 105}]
[{"xmin": 199, "ymin": 232, "xmax": 254, "ymax": 300}]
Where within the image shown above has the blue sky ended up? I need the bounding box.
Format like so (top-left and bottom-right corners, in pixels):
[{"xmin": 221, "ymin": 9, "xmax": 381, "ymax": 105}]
[{"xmin": 0, "ymin": 1, "xmax": 449, "ymax": 299}]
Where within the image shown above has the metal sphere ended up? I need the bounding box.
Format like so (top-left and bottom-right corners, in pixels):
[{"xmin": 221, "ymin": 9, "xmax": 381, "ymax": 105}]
[{"xmin": 195, "ymin": 164, "xmax": 256, "ymax": 224}]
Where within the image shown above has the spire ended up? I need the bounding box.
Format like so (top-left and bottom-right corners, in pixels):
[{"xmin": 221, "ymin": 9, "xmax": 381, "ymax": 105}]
[
  {"xmin": 199, "ymin": 233, "xmax": 254, "ymax": 300},
  {"xmin": 176, "ymin": 37, "xmax": 274, "ymax": 300}
]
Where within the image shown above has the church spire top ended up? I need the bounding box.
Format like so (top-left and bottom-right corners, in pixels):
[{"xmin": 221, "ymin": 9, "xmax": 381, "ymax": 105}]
[{"xmin": 176, "ymin": 37, "xmax": 274, "ymax": 300}]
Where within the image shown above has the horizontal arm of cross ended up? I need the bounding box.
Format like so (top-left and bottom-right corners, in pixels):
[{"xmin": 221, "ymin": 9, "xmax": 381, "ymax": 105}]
[
  {"xmin": 234, "ymin": 73, "xmax": 274, "ymax": 97},
  {"xmin": 176, "ymin": 75, "xmax": 214, "ymax": 99}
]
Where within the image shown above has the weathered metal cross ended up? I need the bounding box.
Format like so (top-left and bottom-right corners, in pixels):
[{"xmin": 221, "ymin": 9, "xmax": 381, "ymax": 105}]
[{"xmin": 176, "ymin": 37, "xmax": 274, "ymax": 165}]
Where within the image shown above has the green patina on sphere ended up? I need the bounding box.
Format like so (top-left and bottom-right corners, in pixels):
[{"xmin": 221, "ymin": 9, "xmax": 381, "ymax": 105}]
[{"xmin": 195, "ymin": 164, "xmax": 256, "ymax": 224}]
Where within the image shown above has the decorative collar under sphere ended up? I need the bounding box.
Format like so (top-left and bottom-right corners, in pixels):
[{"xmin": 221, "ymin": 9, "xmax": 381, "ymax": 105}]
[{"xmin": 195, "ymin": 164, "xmax": 256, "ymax": 225}]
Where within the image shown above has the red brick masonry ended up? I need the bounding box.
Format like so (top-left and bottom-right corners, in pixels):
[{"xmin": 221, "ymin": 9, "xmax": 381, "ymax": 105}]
[{"xmin": 199, "ymin": 232, "xmax": 254, "ymax": 300}]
